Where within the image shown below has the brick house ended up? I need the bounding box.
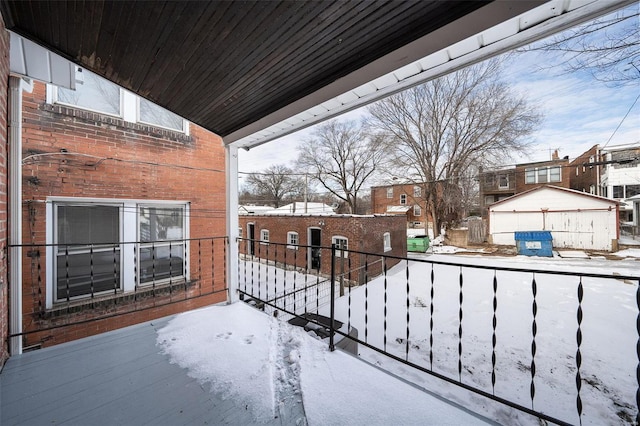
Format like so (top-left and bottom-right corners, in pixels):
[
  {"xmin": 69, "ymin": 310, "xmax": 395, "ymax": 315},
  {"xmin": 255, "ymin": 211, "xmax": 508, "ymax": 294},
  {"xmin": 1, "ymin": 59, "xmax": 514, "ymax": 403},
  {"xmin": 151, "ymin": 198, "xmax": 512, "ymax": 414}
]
[
  {"xmin": 569, "ymin": 143, "xmax": 640, "ymax": 223},
  {"xmin": 238, "ymin": 213, "xmax": 407, "ymax": 284},
  {"xmin": 371, "ymin": 183, "xmax": 430, "ymax": 233},
  {"xmin": 569, "ymin": 144, "xmax": 601, "ymax": 195},
  {"xmin": 479, "ymin": 153, "xmax": 571, "ymax": 215},
  {"xmin": 17, "ymin": 74, "xmax": 228, "ymax": 349}
]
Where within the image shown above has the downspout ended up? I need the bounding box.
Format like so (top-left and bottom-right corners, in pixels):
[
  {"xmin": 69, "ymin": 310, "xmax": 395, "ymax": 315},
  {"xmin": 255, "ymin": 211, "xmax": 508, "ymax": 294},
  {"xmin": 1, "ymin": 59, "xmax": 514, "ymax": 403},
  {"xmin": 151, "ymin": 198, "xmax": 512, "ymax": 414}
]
[
  {"xmin": 225, "ymin": 143, "xmax": 239, "ymax": 304},
  {"xmin": 8, "ymin": 76, "xmax": 24, "ymax": 355}
]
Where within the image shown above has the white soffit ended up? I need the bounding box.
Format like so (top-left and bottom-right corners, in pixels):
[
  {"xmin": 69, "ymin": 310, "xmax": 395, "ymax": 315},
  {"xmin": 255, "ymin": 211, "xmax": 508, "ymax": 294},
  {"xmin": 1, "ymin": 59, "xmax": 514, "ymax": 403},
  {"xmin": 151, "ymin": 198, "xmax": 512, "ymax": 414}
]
[
  {"xmin": 230, "ymin": 0, "xmax": 634, "ymax": 149},
  {"xmin": 9, "ymin": 31, "xmax": 75, "ymax": 89}
]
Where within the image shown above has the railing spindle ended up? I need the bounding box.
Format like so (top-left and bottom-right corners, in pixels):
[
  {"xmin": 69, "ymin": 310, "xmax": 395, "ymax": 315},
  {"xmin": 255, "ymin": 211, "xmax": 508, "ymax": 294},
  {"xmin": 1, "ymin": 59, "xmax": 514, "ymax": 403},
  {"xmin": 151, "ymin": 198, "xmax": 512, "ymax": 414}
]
[
  {"xmin": 458, "ymin": 266, "xmax": 464, "ymax": 381},
  {"xmin": 576, "ymin": 276, "xmax": 584, "ymax": 425},
  {"xmin": 383, "ymin": 256, "xmax": 388, "ymax": 352},
  {"xmin": 405, "ymin": 258, "xmax": 410, "ymax": 361},
  {"xmin": 531, "ymin": 273, "xmax": 538, "ymax": 410},
  {"xmin": 491, "ymin": 270, "xmax": 498, "ymax": 395},
  {"xmin": 430, "ymin": 263, "xmax": 434, "ymax": 370}
]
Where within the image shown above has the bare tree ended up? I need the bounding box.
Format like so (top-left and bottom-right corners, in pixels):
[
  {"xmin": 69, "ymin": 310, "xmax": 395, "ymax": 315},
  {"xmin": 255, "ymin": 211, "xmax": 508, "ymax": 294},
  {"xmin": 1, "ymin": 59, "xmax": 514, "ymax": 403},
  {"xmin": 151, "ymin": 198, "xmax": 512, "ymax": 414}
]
[
  {"xmin": 518, "ymin": 4, "xmax": 639, "ymax": 86},
  {"xmin": 244, "ymin": 165, "xmax": 305, "ymax": 208},
  {"xmin": 296, "ymin": 120, "xmax": 388, "ymax": 214},
  {"xmin": 367, "ymin": 59, "xmax": 542, "ymax": 235}
]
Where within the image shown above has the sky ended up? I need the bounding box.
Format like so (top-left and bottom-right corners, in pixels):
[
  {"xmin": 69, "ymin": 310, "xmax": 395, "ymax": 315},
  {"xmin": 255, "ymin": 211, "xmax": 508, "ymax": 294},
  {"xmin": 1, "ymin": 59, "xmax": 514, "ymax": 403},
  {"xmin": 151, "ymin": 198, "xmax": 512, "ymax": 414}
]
[
  {"xmin": 157, "ymin": 249, "xmax": 640, "ymax": 425},
  {"xmin": 238, "ymin": 5, "xmax": 639, "ymax": 177}
]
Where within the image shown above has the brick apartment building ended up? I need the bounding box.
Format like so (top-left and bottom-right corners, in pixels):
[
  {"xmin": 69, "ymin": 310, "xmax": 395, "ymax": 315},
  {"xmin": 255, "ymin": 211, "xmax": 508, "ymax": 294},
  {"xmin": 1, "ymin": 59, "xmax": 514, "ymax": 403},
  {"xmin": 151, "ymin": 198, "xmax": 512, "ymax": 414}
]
[
  {"xmin": 238, "ymin": 214, "xmax": 407, "ymax": 284},
  {"xmin": 479, "ymin": 153, "xmax": 571, "ymax": 215},
  {"xmin": 17, "ymin": 75, "xmax": 228, "ymax": 349},
  {"xmin": 371, "ymin": 183, "xmax": 430, "ymax": 233}
]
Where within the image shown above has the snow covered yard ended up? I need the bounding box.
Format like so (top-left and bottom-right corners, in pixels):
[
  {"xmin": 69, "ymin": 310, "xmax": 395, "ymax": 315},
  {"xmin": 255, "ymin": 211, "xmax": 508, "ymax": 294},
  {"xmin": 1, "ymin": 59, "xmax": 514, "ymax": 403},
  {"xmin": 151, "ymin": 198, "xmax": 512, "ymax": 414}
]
[
  {"xmin": 326, "ymin": 253, "xmax": 639, "ymax": 425},
  {"xmin": 162, "ymin": 252, "xmax": 639, "ymax": 425}
]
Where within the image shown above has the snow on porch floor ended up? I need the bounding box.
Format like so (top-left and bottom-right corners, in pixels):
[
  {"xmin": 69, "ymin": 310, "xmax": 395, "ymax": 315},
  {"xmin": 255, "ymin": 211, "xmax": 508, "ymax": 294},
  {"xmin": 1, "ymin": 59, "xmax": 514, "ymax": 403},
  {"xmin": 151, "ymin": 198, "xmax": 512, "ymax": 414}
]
[{"xmin": 1, "ymin": 304, "xmax": 495, "ymax": 426}]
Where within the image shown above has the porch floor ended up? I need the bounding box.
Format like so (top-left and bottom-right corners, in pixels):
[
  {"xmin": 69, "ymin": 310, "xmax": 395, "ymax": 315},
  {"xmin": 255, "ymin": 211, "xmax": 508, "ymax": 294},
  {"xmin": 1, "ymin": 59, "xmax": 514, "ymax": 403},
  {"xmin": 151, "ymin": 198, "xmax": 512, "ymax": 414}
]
[{"xmin": 1, "ymin": 310, "xmax": 495, "ymax": 425}]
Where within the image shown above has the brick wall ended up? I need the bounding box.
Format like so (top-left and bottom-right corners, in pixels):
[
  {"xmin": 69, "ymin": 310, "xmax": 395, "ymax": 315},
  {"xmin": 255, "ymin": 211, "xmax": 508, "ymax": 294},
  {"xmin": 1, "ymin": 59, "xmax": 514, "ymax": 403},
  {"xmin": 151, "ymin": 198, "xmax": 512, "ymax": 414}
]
[
  {"xmin": 19, "ymin": 81, "xmax": 227, "ymax": 349},
  {"xmin": 0, "ymin": 16, "xmax": 9, "ymax": 367},
  {"xmin": 238, "ymin": 214, "xmax": 407, "ymax": 284},
  {"xmin": 569, "ymin": 145, "xmax": 600, "ymax": 193}
]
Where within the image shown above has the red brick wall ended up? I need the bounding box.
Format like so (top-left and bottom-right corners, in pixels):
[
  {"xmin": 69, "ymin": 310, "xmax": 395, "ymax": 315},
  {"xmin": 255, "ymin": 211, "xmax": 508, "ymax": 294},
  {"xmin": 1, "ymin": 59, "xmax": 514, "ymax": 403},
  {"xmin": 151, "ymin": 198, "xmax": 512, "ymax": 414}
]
[
  {"xmin": 569, "ymin": 145, "xmax": 600, "ymax": 193},
  {"xmin": 0, "ymin": 17, "xmax": 9, "ymax": 367},
  {"xmin": 20, "ymin": 81, "xmax": 227, "ymax": 348},
  {"xmin": 238, "ymin": 214, "xmax": 407, "ymax": 284}
]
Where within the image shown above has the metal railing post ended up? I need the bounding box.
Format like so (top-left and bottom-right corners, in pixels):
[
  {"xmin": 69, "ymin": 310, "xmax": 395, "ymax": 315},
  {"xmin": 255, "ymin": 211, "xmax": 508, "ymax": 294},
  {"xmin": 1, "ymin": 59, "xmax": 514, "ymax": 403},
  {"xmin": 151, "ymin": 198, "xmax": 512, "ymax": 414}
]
[{"xmin": 329, "ymin": 243, "xmax": 336, "ymax": 351}]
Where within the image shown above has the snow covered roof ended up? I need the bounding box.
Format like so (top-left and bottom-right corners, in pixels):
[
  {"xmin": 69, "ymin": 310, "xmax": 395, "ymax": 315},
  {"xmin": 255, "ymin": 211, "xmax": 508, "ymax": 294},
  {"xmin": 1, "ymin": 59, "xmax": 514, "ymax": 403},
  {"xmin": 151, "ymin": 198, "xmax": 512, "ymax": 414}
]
[
  {"xmin": 386, "ymin": 206, "xmax": 412, "ymax": 213},
  {"xmin": 489, "ymin": 185, "xmax": 619, "ymax": 209},
  {"xmin": 265, "ymin": 202, "xmax": 336, "ymax": 215},
  {"xmin": 238, "ymin": 205, "xmax": 274, "ymax": 215}
]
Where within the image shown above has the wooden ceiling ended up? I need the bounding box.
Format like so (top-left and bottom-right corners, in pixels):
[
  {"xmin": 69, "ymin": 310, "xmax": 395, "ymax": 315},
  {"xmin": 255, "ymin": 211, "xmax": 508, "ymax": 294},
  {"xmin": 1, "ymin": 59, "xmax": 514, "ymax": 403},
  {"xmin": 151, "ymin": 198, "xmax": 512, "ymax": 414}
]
[{"xmin": 0, "ymin": 1, "xmax": 514, "ymax": 140}]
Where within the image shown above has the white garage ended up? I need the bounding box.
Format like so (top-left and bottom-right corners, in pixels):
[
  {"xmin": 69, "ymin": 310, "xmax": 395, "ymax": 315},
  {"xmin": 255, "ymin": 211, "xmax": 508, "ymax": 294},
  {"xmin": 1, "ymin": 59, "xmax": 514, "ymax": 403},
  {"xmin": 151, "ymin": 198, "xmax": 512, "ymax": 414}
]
[{"xmin": 488, "ymin": 186, "xmax": 619, "ymax": 251}]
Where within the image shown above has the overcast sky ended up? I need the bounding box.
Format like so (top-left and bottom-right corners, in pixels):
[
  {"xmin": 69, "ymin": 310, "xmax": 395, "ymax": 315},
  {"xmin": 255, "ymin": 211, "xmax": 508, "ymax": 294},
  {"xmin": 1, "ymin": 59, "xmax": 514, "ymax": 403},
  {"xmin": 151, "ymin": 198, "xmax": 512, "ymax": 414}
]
[{"xmin": 239, "ymin": 7, "xmax": 639, "ymax": 175}]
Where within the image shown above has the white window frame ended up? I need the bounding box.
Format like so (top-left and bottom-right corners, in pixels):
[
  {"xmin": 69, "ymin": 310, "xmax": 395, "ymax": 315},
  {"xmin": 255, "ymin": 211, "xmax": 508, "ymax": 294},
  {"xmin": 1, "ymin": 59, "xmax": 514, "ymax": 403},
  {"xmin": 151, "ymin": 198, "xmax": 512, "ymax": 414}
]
[
  {"xmin": 413, "ymin": 186, "xmax": 421, "ymax": 197},
  {"xmin": 332, "ymin": 236, "xmax": 349, "ymax": 258},
  {"xmin": 386, "ymin": 188, "xmax": 393, "ymax": 198},
  {"xmin": 525, "ymin": 166, "xmax": 561, "ymax": 184},
  {"xmin": 498, "ymin": 174, "xmax": 509, "ymax": 189},
  {"xmin": 260, "ymin": 229, "xmax": 270, "ymax": 244},
  {"xmin": 47, "ymin": 67, "xmax": 189, "ymax": 135},
  {"xmin": 45, "ymin": 197, "xmax": 189, "ymax": 308},
  {"xmin": 383, "ymin": 232, "xmax": 392, "ymax": 252},
  {"xmin": 137, "ymin": 203, "xmax": 188, "ymax": 287},
  {"xmin": 400, "ymin": 194, "xmax": 407, "ymax": 205},
  {"xmin": 413, "ymin": 205, "xmax": 422, "ymax": 216},
  {"xmin": 287, "ymin": 231, "xmax": 299, "ymax": 249}
]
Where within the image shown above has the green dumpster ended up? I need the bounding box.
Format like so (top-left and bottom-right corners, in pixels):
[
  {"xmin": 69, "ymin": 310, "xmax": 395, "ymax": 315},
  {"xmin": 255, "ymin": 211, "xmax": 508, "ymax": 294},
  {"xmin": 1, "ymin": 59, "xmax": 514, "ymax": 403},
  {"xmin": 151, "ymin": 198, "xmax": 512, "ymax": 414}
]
[{"xmin": 407, "ymin": 235, "xmax": 430, "ymax": 253}]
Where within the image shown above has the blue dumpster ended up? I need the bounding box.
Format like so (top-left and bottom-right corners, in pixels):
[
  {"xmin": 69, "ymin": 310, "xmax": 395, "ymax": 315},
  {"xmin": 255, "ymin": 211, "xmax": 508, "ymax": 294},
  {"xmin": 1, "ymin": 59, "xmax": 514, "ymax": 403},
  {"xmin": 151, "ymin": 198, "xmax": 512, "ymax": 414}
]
[{"xmin": 514, "ymin": 231, "xmax": 553, "ymax": 257}]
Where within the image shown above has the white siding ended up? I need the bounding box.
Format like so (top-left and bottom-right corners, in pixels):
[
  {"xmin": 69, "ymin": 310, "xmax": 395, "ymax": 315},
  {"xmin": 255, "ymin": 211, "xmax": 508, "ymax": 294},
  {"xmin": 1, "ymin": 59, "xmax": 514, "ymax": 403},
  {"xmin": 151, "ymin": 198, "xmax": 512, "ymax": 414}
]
[{"xmin": 489, "ymin": 187, "xmax": 617, "ymax": 251}]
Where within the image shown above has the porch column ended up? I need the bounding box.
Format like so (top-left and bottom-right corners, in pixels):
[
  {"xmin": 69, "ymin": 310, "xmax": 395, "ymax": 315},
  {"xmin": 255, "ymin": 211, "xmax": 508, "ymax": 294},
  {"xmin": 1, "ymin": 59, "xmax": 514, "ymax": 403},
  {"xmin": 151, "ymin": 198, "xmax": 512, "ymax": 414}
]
[
  {"xmin": 225, "ymin": 143, "xmax": 239, "ymax": 303},
  {"xmin": 8, "ymin": 76, "xmax": 25, "ymax": 355}
]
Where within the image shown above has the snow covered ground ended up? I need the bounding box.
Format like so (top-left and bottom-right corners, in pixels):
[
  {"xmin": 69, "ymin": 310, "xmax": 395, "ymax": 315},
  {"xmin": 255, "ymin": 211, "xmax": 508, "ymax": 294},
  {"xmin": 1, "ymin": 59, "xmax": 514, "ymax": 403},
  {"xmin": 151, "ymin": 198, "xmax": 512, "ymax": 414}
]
[{"xmin": 158, "ymin": 252, "xmax": 640, "ymax": 425}]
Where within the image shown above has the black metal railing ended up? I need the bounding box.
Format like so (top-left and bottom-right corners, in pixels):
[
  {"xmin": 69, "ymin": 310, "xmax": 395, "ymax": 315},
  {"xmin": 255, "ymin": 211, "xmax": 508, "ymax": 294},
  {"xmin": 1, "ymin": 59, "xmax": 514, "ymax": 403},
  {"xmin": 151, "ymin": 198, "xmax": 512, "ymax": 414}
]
[
  {"xmin": 10, "ymin": 236, "xmax": 228, "ymax": 341},
  {"xmin": 237, "ymin": 238, "xmax": 640, "ymax": 426}
]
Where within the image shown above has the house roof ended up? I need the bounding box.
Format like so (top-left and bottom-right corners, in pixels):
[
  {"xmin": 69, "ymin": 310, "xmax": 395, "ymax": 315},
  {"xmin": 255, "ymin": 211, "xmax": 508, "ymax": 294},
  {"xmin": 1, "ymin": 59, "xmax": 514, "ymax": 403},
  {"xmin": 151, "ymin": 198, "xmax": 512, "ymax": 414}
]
[
  {"xmin": 489, "ymin": 185, "xmax": 619, "ymax": 209},
  {"xmin": 386, "ymin": 206, "xmax": 412, "ymax": 214},
  {"xmin": 238, "ymin": 205, "xmax": 274, "ymax": 215},
  {"xmin": 266, "ymin": 202, "xmax": 336, "ymax": 215},
  {"xmin": 1, "ymin": 1, "xmax": 631, "ymax": 149}
]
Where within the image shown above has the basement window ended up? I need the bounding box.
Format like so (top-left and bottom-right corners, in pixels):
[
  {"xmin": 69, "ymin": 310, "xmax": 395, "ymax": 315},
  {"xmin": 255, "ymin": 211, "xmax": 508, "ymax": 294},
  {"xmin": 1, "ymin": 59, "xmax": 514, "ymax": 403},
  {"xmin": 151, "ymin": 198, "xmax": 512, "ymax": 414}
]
[{"xmin": 383, "ymin": 232, "xmax": 392, "ymax": 252}]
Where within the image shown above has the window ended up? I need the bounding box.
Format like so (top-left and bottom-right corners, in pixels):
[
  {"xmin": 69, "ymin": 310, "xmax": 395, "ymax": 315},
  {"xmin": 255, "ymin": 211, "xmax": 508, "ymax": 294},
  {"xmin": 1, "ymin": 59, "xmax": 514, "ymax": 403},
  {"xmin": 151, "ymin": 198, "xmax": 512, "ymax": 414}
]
[
  {"xmin": 627, "ymin": 185, "xmax": 640, "ymax": 198},
  {"xmin": 51, "ymin": 67, "xmax": 188, "ymax": 134},
  {"xmin": 55, "ymin": 204, "xmax": 121, "ymax": 301},
  {"xmin": 287, "ymin": 231, "xmax": 299, "ymax": 249},
  {"xmin": 413, "ymin": 186, "xmax": 421, "ymax": 197},
  {"xmin": 238, "ymin": 227, "xmax": 243, "ymax": 238},
  {"xmin": 498, "ymin": 174, "xmax": 509, "ymax": 189},
  {"xmin": 386, "ymin": 188, "xmax": 393, "ymax": 198},
  {"xmin": 138, "ymin": 206, "xmax": 186, "ymax": 285},
  {"xmin": 525, "ymin": 169, "xmax": 535, "ymax": 184},
  {"xmin": 260, "ymin": 229, "xmax": 270, "ymax": 244},
  {"xmin": 332, "ymin": 236, "xmax": 348, "ymax": 258},
  {"xmin": 58, "ymin": 67, "xmax": 122, "ymax": 116},
  {"xmin": 613, "ymin": 186, "xmax": 624, "ymax": 198},
  {"xmin": 50, "ymin": 199, "xmax": 188, "ymax": 306},
  {"xmin": 400, "ymin": 194, "xmax": 407, "ymax": 205},
  {"xmin": 589, "ymin": 185, "xmax": 596, "ymax": 195},
  {"xmin": 537, "ymin": 167, "xmax": 548, "ymax": 183},
  {"xmin": 383, "ymin": 232, "xmax": 391, "ymax": 252},
  {"xmin": 139, "ymin": 98, "xmax": 185, "ymax": 131},
  {"xmin": 413, "ymin": 205, "xmax": 422, "ymax": 216},
  {"xmin": 525, "ymin": 166, "xmax": 561, "ymax": 184}
]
